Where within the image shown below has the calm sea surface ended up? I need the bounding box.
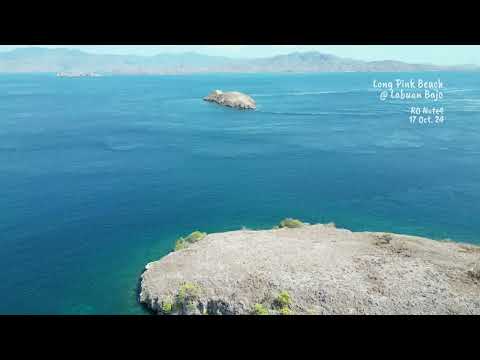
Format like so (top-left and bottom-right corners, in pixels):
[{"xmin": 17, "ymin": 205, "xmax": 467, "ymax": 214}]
[{"xmin": 0, "ymin": 72, "xmax": 479, "ymax": 314}]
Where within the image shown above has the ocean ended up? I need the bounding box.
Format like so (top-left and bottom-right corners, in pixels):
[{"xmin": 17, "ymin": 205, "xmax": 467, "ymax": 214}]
[{"xmin": 0, "ymin": 72, "xmax": 479, "ymax": 314}]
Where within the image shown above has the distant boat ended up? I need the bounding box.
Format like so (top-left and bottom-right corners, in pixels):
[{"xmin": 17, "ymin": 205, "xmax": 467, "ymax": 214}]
[{"xmin": 56, "ymin": 72, "xmax": 102, "ymax": 78}]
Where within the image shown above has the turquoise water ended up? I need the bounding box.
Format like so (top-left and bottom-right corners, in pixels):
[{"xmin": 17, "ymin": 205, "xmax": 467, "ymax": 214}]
[{"xmin": 1, "ymin": 72, "xmax": 479, "ymax": 314}]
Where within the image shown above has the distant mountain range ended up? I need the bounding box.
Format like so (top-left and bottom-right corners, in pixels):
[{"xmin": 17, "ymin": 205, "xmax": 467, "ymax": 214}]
[{"xmin": 0, "ymin": 47, "xmax": 478, "ymax": 74}]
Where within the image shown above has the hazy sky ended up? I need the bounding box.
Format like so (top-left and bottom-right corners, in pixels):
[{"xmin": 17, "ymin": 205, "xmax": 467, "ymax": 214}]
[{"xmin": 1, "ymin": 45, "xmax": 480, "ymax": 65}]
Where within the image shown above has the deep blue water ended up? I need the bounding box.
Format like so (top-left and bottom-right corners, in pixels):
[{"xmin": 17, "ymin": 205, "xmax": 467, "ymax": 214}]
[{"xmin": 0, "ymin": 72, "xmax": 479, "ymax": 314}]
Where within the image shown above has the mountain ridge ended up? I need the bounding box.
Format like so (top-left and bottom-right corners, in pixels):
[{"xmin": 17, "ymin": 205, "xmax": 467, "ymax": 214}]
[{"xmin": 0, "ymin": 47, "xmax": 478, "ymax": 74}]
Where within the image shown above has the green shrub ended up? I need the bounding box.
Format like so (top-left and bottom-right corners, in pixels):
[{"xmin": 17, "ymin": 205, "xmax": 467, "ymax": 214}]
[
  {"xmin": 185, "ymin": 302, "xmax": 198, "ymax": 313},
  {"xmin": 274, "ymin": 291, "xmax": 292, "ymax": 309},
  {"xmin": 279, "ymin": 306, "xmax": 292, "ymax": 315},
  {"xmin": 279, "ymin": 218, "xmax": 304, "ymax": 228},
  {"xmin": 177, "ymin": 282, "xmax": 200, "ymax": 304},
  {"xmin": 161, "ymin": 300, "xmax": 174, "ymax": 314},
  {"xmin": 174, "ymin": 231, "xmax": 207, "ymax": 251},
  {"xmin": 251, "ymin": 303, "xmax": 269, "ymax": 315},
  {"xmin": 170, "ymin": 282, "xmax": 202, "ymax": 314},
  {"xmin": 184, "ymin": 231, "xmax": 207, "ymax": 243},
  {"xmin": 174, "ymin": 238, "xmax": 188, "ymax": 251}
]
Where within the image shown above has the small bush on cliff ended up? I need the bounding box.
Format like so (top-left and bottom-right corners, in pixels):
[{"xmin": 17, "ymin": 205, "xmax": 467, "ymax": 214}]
[
  {"xmin": 279, "ymin": 306, "xmax": 292, "ymax": 315},
  {"xmin": 279, "ymin": 218, "xmax": 304, "ymax": 228},
  {"xmin": 172, "ymin": 282, "xmax": 202, "ymax": 314},
  {"xmin": 185, "ymin": 231, "xmax": 207, "ymax": 243},
  {"xmin": 174, "ymin": 231, "xmax": 207, "ymax": 251},
  {"xmin": 274, "ymin": 291, "xmax": 292, "ymax": 309},
  {"xmin": 251, "ymin": 303, "xmax": 269, "ymax": 315},
  {"xmin": 161, "ymin": 299, "xmax": 174, "ymax": 314},
  {"xmin": 273, "ymin": 290, "xmax": 294, "ymax": 315},
  {"xmin": 174, "ymin": 239, "xmax": 188, "ymax": 251},
  {"xmin": 177, "ymin": 282, "xmax": 200, "ymax": 304}
]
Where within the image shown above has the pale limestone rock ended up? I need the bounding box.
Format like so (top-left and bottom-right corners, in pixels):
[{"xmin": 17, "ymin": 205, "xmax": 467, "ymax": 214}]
[
  {"xmin": 203, "ymin": 90, "xmax": 256, "ymax": 110},
  {"xmin": 139, "ymin": 224, "xmax": 480, "ymax": 315}
]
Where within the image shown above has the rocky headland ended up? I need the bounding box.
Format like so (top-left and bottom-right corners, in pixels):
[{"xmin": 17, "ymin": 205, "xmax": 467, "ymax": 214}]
[
  {"xmin": 139, "ymin": 221, "xmax": 480, "ymax": 315},
  {"xmin": 203, "ymin": 90, "xmax": 256, "ymax": 110}
]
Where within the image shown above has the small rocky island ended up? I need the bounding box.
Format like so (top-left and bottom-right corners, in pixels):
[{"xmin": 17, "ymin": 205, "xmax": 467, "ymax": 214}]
[
  {"xmin": 203, "ymin": 90, "xmax": 256, "ymax": 110},
  {"xmin": 139, "ymin": 221, "xmax": 480, "ymax": 315},
  {"xmin": 56, "ymin": 72, "xmax": 102, "ymax": 77}
]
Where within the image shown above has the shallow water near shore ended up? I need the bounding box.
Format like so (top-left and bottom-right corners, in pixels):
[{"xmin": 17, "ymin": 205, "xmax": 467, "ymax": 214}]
[{"xmin": 1, "ymin": 72, "xmax": 479, "ymax": 314}]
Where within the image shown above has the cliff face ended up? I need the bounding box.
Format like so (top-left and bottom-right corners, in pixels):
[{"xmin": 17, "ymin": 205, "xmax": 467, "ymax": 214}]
[
  {"xmin": 203, "ymin": 90, "xmax": 256, "ymax": 110},
  {"xmin": 139, "ymin": 224, "xmax": 480, "ymax": 315}
]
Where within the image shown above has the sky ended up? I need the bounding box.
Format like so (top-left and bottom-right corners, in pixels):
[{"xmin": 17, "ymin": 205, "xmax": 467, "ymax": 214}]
[{"xmin": 1, "ymin": 45, "xmax": 479, "ymax": 65}]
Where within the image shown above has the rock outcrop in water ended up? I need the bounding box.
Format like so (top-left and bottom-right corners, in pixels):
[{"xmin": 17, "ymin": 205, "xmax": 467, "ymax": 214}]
[
  {"xmin": 139, "ymin": 223, "xmax": 480, "ymax": 315},
  {"xmin": 203, "ymin": 90, "xmax": 256, "ymax": 110}
]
